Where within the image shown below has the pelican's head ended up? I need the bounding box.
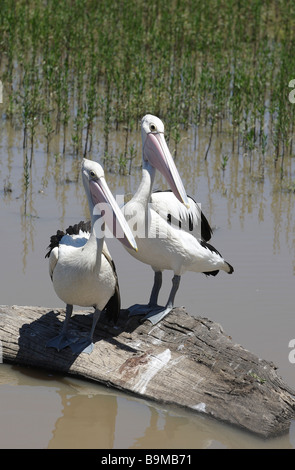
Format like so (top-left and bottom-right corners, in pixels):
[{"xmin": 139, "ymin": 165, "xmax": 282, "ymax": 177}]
[
  {"xmin": 81, "ymin": 159, "xmax": 137, "ymax": 251},
  {"xmin": 141, "ymin": 114, "xmax": 189, "ymax": 208}
]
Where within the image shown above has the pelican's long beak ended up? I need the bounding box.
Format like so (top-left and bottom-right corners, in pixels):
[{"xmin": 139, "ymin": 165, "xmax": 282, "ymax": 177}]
[
  {"xmin": 89, "ymin": 178, "xmax": 137, "ymax": 251},
  {"xmin": 143, "ymin": 132, "xmax": 190, "ymax": 208}
]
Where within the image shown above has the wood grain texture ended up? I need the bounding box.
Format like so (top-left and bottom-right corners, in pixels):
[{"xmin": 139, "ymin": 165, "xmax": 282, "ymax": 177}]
[{"xmin": 1, "ymin": 304, "xmax": 294, "ymax": 438}]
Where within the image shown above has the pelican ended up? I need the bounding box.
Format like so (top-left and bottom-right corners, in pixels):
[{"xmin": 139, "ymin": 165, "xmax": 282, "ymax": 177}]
[
  {"xmin": 45, "ymin": 158, "xmax": 137, "ymax": 354},
  {"xmin": 123, "ymin": 114, "xmax": 234, "ymax": 325}
]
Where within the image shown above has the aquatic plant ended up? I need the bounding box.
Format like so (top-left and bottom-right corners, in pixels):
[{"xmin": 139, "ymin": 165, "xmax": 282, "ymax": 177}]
[{"xmin": 0, "ymin": 0, "xmax": 294, "ymax": 187}]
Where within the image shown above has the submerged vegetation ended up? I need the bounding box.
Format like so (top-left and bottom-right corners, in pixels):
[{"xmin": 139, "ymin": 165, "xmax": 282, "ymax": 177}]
[{"xmin": 0, "ymin": 0, "xmax": 295, "ymax": 188}]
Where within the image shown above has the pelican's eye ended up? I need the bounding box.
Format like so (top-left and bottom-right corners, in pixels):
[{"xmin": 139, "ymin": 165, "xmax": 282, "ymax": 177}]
[
  {"xmin": 149, "ymin": 123, "xmax": 157, "ymax": 132},
  {"xmin": 90, "ymin": 170, "xmax": 96, "ymax": 178}
]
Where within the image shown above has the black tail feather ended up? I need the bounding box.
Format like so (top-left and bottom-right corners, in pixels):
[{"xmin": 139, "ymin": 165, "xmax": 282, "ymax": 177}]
[
  {"xmin": 203, "ymin": 269, "xmax": 219, "ymax": 277},
  {"xmin": 200, "ymin": 240, "xmax": 222, "ymax": 257},
  {"xmin": 200, "ymin": 240, "xmax": 234, "ymax": 276},
  {"xmin": 226, "ymin": 262, "xmax": 234, "ymax": 274}
]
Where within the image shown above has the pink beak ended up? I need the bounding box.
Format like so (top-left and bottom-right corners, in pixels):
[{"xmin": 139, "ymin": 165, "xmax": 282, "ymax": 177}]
[
  {"xmin": 89, "ymin": 178, "xmax": 137, "ymax": 251},
  {"xmin": 143, "ymin": 132, "xmax": 189, "ymax": 208}
]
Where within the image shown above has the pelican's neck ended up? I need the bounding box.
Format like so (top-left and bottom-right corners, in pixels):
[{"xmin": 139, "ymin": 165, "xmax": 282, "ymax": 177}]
[
  {"xmin": 84, "ymin": 207, "xmax": 104, "ymax": 262},
  {"xmin": 133, "ymin": 161, "xmax": 156, "ymax": 207}
]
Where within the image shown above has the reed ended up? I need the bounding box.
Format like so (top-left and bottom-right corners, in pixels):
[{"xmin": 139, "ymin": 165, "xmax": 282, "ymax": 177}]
[{"xmin": 0, "ymin": 0, "xmax": 294, "ymax": 188}]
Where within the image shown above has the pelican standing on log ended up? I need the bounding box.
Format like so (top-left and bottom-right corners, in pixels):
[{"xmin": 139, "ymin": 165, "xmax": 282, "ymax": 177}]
[
  {"xmin": 45, "ymin": 158, "xmax": 137, "ymax": 354},
  {"xmin": 123, "ymin": 114, "xmax": 234, "ymax": 325}
]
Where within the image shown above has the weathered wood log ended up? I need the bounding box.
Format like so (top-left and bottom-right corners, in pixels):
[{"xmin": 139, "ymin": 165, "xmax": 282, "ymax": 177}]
[{"xmin": 0, "ymin": 304, "xmax": 294, "ymax": 438}]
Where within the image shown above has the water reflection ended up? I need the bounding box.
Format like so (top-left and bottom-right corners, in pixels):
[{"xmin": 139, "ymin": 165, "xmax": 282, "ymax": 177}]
[
  {"xmin": 48, "ymin": 389, "xmax": 118, "ymax": 448},
  {"xmin": 1, "ymin": 364, "xmax": 293, "ymax": 449}
]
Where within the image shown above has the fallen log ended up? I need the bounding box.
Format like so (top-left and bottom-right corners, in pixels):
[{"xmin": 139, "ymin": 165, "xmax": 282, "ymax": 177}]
[{"xmin": 0, "ymin": 304, "xmax": 294, "ymax": 438}]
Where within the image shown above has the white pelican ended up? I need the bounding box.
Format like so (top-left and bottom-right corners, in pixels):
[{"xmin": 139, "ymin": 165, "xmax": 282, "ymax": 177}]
[
  {"xmin": 45, "ymin": 158, "xmax": 137, "ymax": 354},
  {"xmin": 123, "ymin": 114, "xmax": 234, "ymax": 325}
]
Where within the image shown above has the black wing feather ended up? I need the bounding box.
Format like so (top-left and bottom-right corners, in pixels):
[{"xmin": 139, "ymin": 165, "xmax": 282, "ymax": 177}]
[
  {"xmin": 152, "ymin": 189, "xmax": 212, "ymax": 242},
  {"xmin": 45, "ymin": 220, "xmax": 91, "ymax": 258},
  {"xmin": 102, "ymin": 250, "xmax": 121, "ymax": 324}
]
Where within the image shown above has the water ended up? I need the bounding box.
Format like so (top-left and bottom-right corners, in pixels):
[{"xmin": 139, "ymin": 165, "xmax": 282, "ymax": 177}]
[{"xmin": 0, "ymin": 118, "xmax": 295, "ymax": 449}]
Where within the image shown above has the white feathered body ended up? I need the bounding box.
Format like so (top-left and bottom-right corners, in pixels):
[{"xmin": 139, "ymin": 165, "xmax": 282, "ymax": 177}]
[
  {"xmin": 49, "ymin": 230, "xmax": 116, "ymax": 310},
  {"xmin": 123, "ymin": 195, "xmax": 231, "ymax": 277}
]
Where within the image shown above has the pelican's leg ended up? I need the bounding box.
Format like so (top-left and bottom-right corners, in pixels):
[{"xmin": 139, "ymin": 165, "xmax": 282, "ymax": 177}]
[
  {"xmin": 128, "ymin": 271, "xmax": 162, "ymax": 316},
  {"xmin": 148, "ymin": 271, "xmax": 162, "ymax": 306},
  {"xmin": 70, "ymin": 308, "xmax": 101, "ymax": 355},
  {"xmin": 143, "ymin": 275, "xmax": 181, "ymax": 325},
  {"xmin": 46, "ymin": 304, "xmax": 78, "ymax": 351}
]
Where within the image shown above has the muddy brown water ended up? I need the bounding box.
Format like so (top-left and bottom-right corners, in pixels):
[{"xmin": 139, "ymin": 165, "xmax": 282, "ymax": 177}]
[{"xmin": 0, "ymin": 119, "xmax": 295, "ymax": 449}]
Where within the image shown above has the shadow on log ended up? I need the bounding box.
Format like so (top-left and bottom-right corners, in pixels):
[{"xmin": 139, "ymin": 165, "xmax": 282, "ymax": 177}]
[{"xmin": 0, "ymin": 304, "xmax": 295, "ymax": 439}]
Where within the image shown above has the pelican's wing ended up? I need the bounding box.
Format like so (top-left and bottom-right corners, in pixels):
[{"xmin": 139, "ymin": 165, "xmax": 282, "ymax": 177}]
[
  {"xmin": 65, "ymin": 220, "xmax": 91, "ymax": 237},
  {"xmin": 45, "ymin": 220, "xmax": 91, "ymax": 279},
  {"xmin": 150, "ymin": 190, "xmax": 212, "ymax": 242},
  {"xmin": 48, "ymin": 247, "xmax": 58, "ymax": 280},
  {"xmin": 45, "ymin": 220, "xmax": 91, "ymax": 257},
  {"xmin": 102, "ymin": 245, "xmax": 121, "ymax": 324},
  {"xmin": 59, "ymin": 232, "xmax": 89, "ymax": 248}
]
